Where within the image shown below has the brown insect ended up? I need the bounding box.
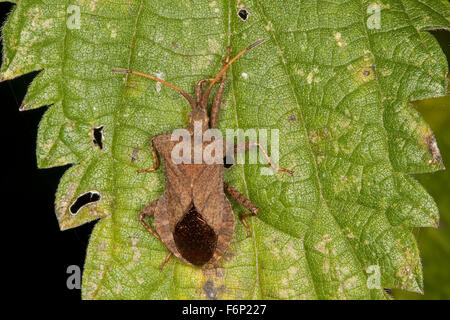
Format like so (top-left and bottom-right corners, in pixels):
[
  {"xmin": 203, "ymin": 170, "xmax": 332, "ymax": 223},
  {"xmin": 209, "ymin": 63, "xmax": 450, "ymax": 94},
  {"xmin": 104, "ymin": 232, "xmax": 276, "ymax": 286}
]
[{"xmin": 113, "ymin": 40, "xmax": 293, "ymax": 269}]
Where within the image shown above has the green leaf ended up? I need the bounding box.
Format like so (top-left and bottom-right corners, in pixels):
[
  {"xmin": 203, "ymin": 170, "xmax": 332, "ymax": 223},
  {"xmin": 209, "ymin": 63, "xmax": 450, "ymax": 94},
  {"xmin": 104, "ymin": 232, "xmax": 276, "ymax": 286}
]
[
  {"xmin": 2, "ymin": 0, "xmax": 449, "ymax": 299},
  {"xmin": 394, "ymin": 94, "xmax": 450, "ymax": 299}
]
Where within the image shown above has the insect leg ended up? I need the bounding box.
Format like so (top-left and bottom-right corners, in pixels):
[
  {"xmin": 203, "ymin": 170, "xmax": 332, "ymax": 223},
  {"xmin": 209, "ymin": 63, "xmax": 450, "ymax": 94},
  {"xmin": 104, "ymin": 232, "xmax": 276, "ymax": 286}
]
[
  {"xmin": 159, "ymin": 252, "xmax": 173, "ymax": 270},
  {"xmin": 223, "ymin": 183, "xmax": 258, "ymax": 237},
  {"xmin": 139, "ymin": 199, "xmax": 161, "ymax": 240},
  {"xmin": 140, "ymin": 199, "xmax": 174, "ymax": 270},
  {"xmin": 195, "ymin": 78, "xmax": 214, "ymax": 104},
  {"xmin": 210, "ymin": 46, "xmax": 231, "ymax": 128},
  {"xmin": 234, "ymin": 141, "xmax": 294, "ymax": 175},
  {"xmin": 137, "ymin": 136, "xmax": 160, "ymax": 173}
]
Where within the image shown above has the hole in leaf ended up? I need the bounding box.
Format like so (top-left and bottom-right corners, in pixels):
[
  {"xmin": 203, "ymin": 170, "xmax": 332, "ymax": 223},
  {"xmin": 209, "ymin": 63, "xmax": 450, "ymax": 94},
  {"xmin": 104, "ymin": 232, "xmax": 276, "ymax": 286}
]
[
  {"xmin": 223, "ymin": 154, "xmax": 234, "ymax": 168},
  {"xmin": 92, "ymin": 125, "xmax": 104, "ymax": 150},
  {"xmin": 237, "ymin": 8, "xmax": 249, "ymax": 21},
  {"xmin": 69, "ymin": 191, "xmax": 101, "ymax": 215}
]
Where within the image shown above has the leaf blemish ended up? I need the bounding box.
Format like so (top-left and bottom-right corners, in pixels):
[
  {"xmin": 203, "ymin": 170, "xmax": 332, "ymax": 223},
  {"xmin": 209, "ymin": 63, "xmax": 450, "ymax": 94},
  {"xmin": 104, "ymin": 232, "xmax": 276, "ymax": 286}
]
[
  {"xmin": 356, "ymin": 66, "xmax": 375, "ymax": 83},
  {"xmin": 202, "ymin": 260, "xmax": 227, "ymax": 299},
  {"xmin": 131, "ymin": 237, "xmax": 141, "ymax": 262},
  {"xmin": 131, "ymin": 147, "xmax": 139, "ymax": 162},
  {"xmin": 208, "ymin": 38, "xmax": 220, "ymax": 54},
  {"xmin": 98, "ymin": 240, "xmax": 107, "ymax": 252},
  {"xmin": 306, "ymin": 67, "xmax": 319, "ymax": 84},
  {"xmin": 425, "ymin": 132, "xmax": 444, "ymax": 168},
  {"xmin": 340, "ymin": 275, "xmax": 358, "ymax": 292},
  {"xmin": 314, "ymin": 234, "xmax": 331, "ymax": 254},
  {"xmin": 69, "ymin": 191, "xmax": 101, "ymax": 215},
  {"xmin": 89, "ymin": 0, "xmax": 100, "ymax": 11},
  {"xmin": 288, "ymin": 266, "xmax": 298, "ymax": 279},
  {"xmin": 333, "ymin": 32, "xmax": 346, "ymax": 48},
  {"xmin": 114, "ymin": 283, "xmax": 122, "ymax": 294},
  {"xmin": 203, "ymin": 279, "xmax": 224, "ymax": 300}
]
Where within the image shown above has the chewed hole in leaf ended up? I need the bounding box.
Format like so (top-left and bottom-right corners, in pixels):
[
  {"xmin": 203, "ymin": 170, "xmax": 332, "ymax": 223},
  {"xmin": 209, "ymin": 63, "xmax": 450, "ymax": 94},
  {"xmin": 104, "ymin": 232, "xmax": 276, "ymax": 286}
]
[
  {"xmin": 92, "ymin": 125, "xmax": 104, "ymax": 150},
  {"xmin": 69, "ymin": 191, "xmax": 101, "ymax": 215},
  {"xmin": 237, "ymin": 8, "xmax": 249, "ymax": 21}
]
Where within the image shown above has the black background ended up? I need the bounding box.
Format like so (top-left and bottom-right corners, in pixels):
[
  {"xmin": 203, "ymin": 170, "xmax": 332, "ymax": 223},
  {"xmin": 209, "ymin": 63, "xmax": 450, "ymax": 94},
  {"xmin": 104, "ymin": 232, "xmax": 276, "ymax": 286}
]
[
  {"xmin": 1, "ymin": 2, "xmax": 92, "ymax": 301},
  {"xmin": 2, "ymin": 1, "xmax": 449, "ymax": 306}
]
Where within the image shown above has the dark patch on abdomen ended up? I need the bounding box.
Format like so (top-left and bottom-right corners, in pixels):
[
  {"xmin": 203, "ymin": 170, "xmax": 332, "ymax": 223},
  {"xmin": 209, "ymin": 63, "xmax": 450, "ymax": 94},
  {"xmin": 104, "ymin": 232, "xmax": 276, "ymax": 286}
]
[{"xmin": 174, "ymin": 205, "xmax": 218, "ymax": 266}]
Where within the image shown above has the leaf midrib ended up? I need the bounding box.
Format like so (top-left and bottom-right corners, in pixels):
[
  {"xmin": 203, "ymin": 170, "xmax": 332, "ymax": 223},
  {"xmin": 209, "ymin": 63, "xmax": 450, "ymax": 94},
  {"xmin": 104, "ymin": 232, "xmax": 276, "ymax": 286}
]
[
  {"xmin": 226, "ymin": 0, "xmax": 261, "ymax": 298},
  {"xmin": 90, "ymin": 0, "xmax": 145, "ymax": 299}
]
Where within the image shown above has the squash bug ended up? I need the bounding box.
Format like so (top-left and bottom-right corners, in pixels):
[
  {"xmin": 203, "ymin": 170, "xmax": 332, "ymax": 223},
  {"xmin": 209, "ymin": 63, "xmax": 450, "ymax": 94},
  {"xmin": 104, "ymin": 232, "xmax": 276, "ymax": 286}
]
[{"xmin": 113, "ymin": 39, "xmax": 293, "ymax": 269}]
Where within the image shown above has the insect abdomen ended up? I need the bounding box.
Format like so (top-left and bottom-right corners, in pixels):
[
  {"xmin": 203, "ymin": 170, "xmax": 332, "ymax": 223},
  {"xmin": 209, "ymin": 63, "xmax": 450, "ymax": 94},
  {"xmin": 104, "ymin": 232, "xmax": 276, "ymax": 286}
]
[{"xmin": 173, "ymin": 204, "xmax": 218, "ymax": 266}]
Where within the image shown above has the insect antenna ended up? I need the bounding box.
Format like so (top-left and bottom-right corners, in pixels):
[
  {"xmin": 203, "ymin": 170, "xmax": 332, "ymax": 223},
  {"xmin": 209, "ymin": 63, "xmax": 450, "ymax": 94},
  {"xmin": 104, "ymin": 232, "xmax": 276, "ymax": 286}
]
[
  {"xmin": 202, "ymin": 39, "xmax": 265, "ymax": 106},
  {"xmin": 112, "ymin": 39, "xmax": 265, "ymax": 108},
  {"xmin": 112, "ymin": 68, "xmax": 195, "ymax": 107}
]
